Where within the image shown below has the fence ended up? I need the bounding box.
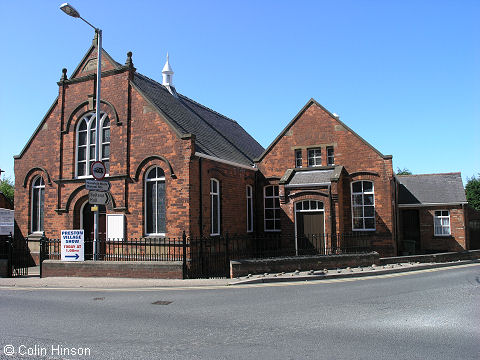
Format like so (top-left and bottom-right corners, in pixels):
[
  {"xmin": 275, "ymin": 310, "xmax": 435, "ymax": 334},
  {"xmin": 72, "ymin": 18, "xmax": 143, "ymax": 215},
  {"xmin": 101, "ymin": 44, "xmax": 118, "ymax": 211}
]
[
  {"xmin": 39, "ymin": 232, "xmax": 379, "ymax": 278},
  {"xmin": 0, "ymin": 235, "xmax": 30, "ymax": 277}
]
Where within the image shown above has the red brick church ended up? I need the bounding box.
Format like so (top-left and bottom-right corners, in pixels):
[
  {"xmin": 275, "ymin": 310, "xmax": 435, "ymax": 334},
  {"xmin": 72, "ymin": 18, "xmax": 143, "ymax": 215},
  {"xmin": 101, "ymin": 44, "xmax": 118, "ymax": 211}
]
[{"xmin": 13, "ymin": 39, "xmax": 474, "ymax": 261}]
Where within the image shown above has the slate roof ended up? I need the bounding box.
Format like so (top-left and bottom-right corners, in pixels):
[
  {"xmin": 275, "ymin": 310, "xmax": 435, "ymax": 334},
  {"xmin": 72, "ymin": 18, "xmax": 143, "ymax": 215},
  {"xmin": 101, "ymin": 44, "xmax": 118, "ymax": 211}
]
[
  {"xmin": 288, "ymin": 170, "xmax": 335, "ymax": 186},
  {"xmin": 397, "ymin": 173, "xmax": 467, "ymax": 206},
  {"xmin": 131, "ymin": 73, "xmax": 264, "ymax": 166},
  {"xmin": 280, "ymin": 166, "xmax": 342, "ymax": 187}
]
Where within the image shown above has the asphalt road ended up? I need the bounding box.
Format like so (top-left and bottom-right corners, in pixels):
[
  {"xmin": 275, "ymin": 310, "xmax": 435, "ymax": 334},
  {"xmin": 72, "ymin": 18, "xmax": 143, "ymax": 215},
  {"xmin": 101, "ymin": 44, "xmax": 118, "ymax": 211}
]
[{"xmin": 1, "ymin": 264, "xmax": 479, "ymax": 360}]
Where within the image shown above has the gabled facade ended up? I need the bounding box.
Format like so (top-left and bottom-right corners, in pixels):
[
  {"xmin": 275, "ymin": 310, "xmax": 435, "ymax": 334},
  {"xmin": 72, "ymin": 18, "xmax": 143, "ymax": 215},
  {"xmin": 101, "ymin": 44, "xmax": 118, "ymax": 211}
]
[
  {"xmin": 255, "ymin": 99, "xmax": 396, "ymax": 256},
  {"xmin": 14, "ymin": 40, "xmax": 473, "ymax": 263},
  {"xmin": 14, "ymin": 41, "xmax": 263, "ymax": 262}
]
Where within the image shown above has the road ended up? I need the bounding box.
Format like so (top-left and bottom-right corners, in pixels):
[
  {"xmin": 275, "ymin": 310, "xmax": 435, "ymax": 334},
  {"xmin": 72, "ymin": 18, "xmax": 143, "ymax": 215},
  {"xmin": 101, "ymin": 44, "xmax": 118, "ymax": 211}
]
[{"xmin": 1, "ymin": 264, "xmax": 479, "ymax": 359}]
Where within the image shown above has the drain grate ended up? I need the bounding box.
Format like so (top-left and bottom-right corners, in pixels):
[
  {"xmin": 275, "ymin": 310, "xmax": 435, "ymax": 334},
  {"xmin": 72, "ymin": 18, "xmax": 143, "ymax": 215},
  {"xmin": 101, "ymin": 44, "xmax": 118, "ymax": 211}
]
[
  {"xmin": 93, "ymin": 297, "xmax": 105, "ymax": 301},
  {"xmin": 152, "ymin": 300, "xmax": 172, "ymax": 305}
]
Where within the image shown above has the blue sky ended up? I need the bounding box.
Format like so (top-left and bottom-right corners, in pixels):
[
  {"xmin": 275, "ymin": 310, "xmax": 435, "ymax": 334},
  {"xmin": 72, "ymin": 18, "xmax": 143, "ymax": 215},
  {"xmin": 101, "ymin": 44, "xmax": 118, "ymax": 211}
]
[{"xmin": 1, "ymin": 0, "xmax": 479, "ymax": 184}]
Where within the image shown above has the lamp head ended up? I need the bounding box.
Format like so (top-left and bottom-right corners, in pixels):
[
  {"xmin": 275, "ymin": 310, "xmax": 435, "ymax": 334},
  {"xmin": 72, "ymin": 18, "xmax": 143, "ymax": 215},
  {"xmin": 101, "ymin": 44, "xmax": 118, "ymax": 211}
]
[{"xmin": 60, "ymin": 3, "xmax": 80, "ymax": 18}]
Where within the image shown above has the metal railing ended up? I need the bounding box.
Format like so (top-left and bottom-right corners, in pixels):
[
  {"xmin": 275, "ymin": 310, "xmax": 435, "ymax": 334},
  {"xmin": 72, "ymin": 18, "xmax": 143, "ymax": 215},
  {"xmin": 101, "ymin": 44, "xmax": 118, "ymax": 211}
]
[
  {"xmin": 0, "ymin": 235, "xmax": 30, "ymax": 277},
  {"xmin": 39, "ymin": 232, "xmax": 382, "ymax": 278}
]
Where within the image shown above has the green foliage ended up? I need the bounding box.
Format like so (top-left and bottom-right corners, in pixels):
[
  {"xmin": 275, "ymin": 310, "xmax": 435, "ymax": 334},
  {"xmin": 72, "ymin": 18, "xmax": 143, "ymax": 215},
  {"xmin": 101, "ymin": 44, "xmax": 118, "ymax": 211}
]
[
  {"xmin": 396, "ymin": 167, "xmax": 412, "ymax": 175},
  {"xmin": 0, "ymin": 176, "xmax": 14, "ymax": 205},
  {"xmin": 466, "ymin": 174, "xmax": 480, "ymax": 210}
]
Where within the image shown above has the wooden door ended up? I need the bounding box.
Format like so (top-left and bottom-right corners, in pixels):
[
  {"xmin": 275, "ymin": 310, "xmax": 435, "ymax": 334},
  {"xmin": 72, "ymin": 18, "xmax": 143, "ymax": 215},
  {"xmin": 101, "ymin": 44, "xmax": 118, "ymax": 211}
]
[{"xmin": 296, "ymin": 212, "xmax": 324, "ymax": 254}]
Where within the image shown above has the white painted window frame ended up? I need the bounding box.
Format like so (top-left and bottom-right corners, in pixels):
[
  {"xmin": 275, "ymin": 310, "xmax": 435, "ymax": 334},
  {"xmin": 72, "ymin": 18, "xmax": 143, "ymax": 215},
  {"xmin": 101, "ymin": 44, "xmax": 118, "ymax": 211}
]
[
  {"xmin": 144, "ymin": 167, "xmax": 166, "ymax": 236},
  {"xmin": 246, "ymin": 185, "xmax": 253, "ymax": 233},
  {"xmin": 295, "ymin": 149, "xmax": 302, "ymax": 168},
  {"xmin": 307, "ymin": 148, "xmax": 322, "ymax": 167},
  {"xmin": 30, "ymin": 176, "xmax": 45, "ymax": 234},
  {"xmin": 75, "ymin": 111, "xmax": 110, "ymax": 178},
  {"xmin": 351, "ymin": 180, "xmax": 376, "ymax": 231},
  {"xmin": 210, "ymin": 178, "xmax": 220, "ymax": 236},
  {"xmin": 327, "ymin": 146, "xmax": 335, "ymax": 166},
  {"xmin": 264, "ymin": 185, "xmax": 281, "ymax": 232},
  {"xmin": 434, "ymin": 210, "xmax": 451, "ymax": 236}
]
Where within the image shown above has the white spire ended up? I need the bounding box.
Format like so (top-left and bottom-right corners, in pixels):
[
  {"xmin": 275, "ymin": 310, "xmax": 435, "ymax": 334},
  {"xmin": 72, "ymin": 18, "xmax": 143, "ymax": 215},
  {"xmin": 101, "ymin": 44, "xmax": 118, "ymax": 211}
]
[{"xmin": 162, "ymin": 53, "xmax": 174, "ymax": 86}]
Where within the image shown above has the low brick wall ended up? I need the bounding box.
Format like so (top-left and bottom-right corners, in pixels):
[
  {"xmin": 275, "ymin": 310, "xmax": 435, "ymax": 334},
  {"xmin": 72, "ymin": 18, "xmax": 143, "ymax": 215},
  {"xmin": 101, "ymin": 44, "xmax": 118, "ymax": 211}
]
[
  {"xmin": 380, "ymin": 250, "xmax": 480, "ymax": 265},
  {"xmin": 41, "ymin": 260, "xmax": 183, "ymax": 279},
  {"xmin": 230, "ymin": 252, "xmax": 380, "ymax": 278}
]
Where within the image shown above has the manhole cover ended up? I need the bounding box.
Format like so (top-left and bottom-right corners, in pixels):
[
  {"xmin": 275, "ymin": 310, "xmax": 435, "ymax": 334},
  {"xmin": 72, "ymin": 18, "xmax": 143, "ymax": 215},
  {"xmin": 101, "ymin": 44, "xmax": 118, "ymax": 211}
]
[{"xmin": 152, "ymin": 300, "xmax": 172, "ymax": 305}]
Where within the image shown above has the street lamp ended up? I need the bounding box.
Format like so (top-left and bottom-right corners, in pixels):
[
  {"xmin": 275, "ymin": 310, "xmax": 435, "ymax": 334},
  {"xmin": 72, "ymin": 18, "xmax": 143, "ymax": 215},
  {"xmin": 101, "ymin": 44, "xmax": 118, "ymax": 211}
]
[{"xmin": 60, "ymin": 3, "xmax": 102, "ymax": 260}]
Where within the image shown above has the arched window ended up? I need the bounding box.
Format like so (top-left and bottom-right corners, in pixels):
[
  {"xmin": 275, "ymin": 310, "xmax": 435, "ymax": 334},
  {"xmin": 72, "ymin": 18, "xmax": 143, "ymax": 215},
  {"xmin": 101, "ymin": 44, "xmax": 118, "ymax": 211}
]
[
  {"xmin": 31, "ymin": 176, "xmax": 45, "ymax": 233},
  {"xmin": 246, "ymin": 185, "xmax": 253, "ymax": 233},
  {"xmin": 351, "ymin": 180, "xmax": 375, "ymax": 231},
  {"xmin": 210, "ymin": 179, "xmax": 220, "ymax": 235},
  {"xmin": 145, "ymin": 167, "xmax": 166, "ymax": 235},
  {"xmin": 76, "ymin": 111, "xmax": 110, "ymax": 177}
]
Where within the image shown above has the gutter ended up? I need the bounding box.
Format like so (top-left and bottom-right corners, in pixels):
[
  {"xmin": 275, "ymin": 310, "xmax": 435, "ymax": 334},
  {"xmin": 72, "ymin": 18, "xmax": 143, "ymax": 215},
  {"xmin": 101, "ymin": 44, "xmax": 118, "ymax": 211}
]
[
  {"xmin": 194, "ymin": 152, "xmax": 257, "ymax": 171},
  {"xmin": 285, "ymin": 182, "xmax": 331, "ymax": 189},
  {"xmin": 398, "ymin": 202, "xmax": 468, "ymax": 208}
]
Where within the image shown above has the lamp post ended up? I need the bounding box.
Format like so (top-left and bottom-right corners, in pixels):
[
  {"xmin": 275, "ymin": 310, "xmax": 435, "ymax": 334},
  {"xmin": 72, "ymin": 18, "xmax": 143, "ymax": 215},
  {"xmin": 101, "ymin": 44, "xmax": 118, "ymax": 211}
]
[{"xmin": 60, "ymin": 3, "xmax": 102, "ymax": 260}]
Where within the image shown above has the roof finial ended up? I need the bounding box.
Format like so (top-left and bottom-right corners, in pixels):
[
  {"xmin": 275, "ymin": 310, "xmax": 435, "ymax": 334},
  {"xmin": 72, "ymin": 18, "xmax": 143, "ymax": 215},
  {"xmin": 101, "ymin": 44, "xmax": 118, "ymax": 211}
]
[
  {"xmin": 60, "ymin": 68, "xmax": 68, "ymax": 82},
  {"xmin": 125, "ymin": 51, "xmax": 133, "ymax": 68},
  {"xmin": 162, "ymin": 52, "xmax": 174, "ymax": 86}
]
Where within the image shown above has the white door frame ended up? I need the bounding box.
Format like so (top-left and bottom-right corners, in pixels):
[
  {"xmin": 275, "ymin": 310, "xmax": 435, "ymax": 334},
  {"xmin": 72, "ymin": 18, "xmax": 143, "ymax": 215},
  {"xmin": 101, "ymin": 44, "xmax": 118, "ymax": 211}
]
[{"xmin": 294, "ymin": 200, "xmax": 326, "ymax": 256}]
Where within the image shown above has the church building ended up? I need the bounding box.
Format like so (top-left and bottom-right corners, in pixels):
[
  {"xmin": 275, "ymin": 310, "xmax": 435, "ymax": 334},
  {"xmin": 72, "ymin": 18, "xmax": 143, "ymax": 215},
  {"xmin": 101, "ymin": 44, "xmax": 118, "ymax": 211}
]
[{"xmin": 13, "ymin": 39, "xmax": 474, "ymax": 263}]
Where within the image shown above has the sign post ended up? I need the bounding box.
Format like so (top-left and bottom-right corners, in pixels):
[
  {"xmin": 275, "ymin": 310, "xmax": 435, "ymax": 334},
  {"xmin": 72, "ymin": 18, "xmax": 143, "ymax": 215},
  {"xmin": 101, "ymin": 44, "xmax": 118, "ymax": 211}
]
[
  {"xmin": 85, "ymin": 179, "xmax": 110, "ymax": 192},
  {"xmin": 90, "ymin": 161, "xmax": 107, "ymax": 261},
  {"xmin": 91, "ymin": 161, "xmax": 106, "ymax": 180},
  {"xmin": 61, "ymin": 230, "xmax": 84, "ymax": 261},
  {"xmin": 88, "ymin": 191, "xmax": 109, "ymax": 205}
]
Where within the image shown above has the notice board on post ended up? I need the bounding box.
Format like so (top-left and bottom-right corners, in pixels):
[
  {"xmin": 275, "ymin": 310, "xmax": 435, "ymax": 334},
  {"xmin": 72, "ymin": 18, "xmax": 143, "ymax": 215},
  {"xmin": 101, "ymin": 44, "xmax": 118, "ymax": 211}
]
[
  {"xmin": 107, "ymin": 214, "xmax": 124, "ymax": 241},
  {"xmin": 61, "ymin": 230, "xmax": 84, "ymax": 261},
  {"xmin": 0, "ymin": 209, "xmax": 14, "ymax": 236}
]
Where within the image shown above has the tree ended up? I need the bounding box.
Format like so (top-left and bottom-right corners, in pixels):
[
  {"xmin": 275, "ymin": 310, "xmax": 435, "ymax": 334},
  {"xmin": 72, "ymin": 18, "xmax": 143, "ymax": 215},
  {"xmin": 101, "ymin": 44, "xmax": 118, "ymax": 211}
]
[
  {"xmin": 396, "ymin": 167, "xmax": 412, "ymax": 175},
  {"xmin": 0, "ymin": 176, "xmax": 14, "ymax": 205},
  {"xmin": 466, "ymin": 174, "xmax": 480, "ymax": 211}
]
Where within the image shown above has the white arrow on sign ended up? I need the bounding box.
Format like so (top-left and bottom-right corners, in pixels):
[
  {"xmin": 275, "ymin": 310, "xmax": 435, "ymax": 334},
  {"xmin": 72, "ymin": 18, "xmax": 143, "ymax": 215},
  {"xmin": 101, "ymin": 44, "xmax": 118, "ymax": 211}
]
[
  {"xmin": 89, "ymin": 191, "xmax": 109, "ymax": 205},
  {"xmin": 85, "ymin": 179, "xmax": 111, "ymax": 192}
]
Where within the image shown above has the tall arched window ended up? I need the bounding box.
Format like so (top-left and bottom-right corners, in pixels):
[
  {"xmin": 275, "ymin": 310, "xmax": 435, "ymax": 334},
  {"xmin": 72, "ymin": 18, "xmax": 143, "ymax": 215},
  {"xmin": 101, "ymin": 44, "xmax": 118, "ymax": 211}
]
[
  {"xmin": 351, "ymin": 180, "xmax": 375, "ymax": 231},
  {"xmin": 145, "ymin": 167, "xmax": 166, "ymax": 235},
  {"xmin": 31, "ymin": 176, "xmax": 45, "ymax": 233},
  {"xmin": 76, "ymin": 111, "xmax": 110, "ymax": 177},
  {"xmin": 210, "ymin": 179, "xmax": 220, "ymax": 236},
  {"xmin": 246, "ymin": 185, "xmax": 253, "ymax": 233}
]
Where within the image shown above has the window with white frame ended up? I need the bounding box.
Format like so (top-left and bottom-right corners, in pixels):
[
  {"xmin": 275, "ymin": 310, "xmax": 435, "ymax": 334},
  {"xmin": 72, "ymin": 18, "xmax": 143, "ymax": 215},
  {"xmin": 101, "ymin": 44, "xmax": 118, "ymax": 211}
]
[
  {"xmin": 145, "ymin": 167, "xmax": 166, "ymax": 235},
  {"xmin": 295, "ymin": 149, "xmax": 302, "ymax": 168},
  {"xmin": 264, "ymin": 185, "xmax": 280, "ymax": 231},
  {"xmin": 246, "ymin": 185, "xmax": 253, "ymax": 232},
  {"xmin": 434, "ymin": 210, "xmax": 451, "ymax": 236},
  {"xmin": 295, "ymin": 200, "xmax": 324, "ymax": 212},
  {"xmin": 308, "ymin": 148, "xmax": 322, "ymax": 167},
  {"xmin": 210, "ymin": 179, "xmax": 220, "ymax": 235},
  {"xmin": 327, "ymin": 146, "xmax": 334, "ymax": 166},
  {"xmin": 351, "ymin": 180, "xmax": 375, "ymax": 231},
  {"xmin": 76, "ymin": 111, "xmax": 110, "ymax": 177},
  {"xmin": 31, "ymin": 176, "xmax": 45, "ymax": 233}
]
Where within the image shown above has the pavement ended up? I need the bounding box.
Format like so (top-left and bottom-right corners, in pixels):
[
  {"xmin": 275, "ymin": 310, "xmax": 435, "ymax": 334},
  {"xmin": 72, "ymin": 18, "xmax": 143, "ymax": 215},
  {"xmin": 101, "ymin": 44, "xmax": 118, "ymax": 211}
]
[{"xmin": 0, "ymin": 259, "xmax": 478, "ymax": 289}]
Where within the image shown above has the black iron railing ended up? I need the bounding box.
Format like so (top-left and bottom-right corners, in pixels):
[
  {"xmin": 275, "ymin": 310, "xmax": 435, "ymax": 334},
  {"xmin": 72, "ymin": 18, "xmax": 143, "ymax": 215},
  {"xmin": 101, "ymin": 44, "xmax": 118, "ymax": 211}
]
[
  {"xmin": 39, "ymin": 232, "xmax": 383, "ymax": 278},
  {"xmin": 0, "ymin": 235, "xmax": 30, "ymax": 277},
  {"xmin": 40, "ymin": 237, "xmax": 186, "ymax": 262}
]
